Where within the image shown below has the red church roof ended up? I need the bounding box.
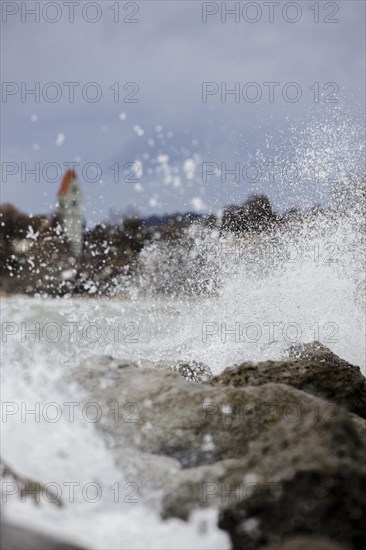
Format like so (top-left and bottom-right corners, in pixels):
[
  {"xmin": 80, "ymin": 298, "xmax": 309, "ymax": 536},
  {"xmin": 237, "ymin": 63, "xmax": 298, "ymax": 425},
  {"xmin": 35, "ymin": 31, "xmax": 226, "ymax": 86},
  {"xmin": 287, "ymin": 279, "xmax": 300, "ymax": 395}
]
[{"xmin": 58, "ymin": 170, "xmax": 77, "ymax": 196}]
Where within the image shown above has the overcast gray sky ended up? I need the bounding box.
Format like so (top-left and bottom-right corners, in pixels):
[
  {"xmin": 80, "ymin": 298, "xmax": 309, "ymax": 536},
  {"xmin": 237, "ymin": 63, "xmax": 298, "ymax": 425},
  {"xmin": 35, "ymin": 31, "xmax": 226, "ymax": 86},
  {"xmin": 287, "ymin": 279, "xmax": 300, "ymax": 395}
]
[{"xmin": 1, "ymin": 0, "xmax": 365, "ymax": 225}]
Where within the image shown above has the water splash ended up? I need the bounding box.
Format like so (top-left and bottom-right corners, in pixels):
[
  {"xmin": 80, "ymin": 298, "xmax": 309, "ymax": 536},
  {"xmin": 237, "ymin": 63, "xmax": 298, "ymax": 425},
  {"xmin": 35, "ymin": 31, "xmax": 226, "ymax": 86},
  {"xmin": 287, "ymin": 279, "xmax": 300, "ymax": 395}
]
[{"xmin": 1, "ymin": 106, "xmax": 365, "ymax": 549}]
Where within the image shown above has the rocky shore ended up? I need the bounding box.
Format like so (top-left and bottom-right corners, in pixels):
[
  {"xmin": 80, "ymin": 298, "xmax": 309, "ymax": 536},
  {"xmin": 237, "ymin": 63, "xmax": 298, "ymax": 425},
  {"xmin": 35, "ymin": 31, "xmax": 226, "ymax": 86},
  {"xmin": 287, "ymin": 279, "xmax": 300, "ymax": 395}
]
[{"xmin": 2, "ymin": 342, "xmax": 366, "ymax": 550}]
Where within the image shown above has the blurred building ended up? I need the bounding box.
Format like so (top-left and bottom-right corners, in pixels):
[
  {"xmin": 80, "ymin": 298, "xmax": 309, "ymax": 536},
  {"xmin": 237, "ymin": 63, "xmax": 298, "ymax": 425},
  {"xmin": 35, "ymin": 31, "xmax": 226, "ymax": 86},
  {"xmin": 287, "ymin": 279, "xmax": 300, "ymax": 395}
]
[{"xmin": 57, "ymin": 170, "xmax": 83, "ymax": 256}]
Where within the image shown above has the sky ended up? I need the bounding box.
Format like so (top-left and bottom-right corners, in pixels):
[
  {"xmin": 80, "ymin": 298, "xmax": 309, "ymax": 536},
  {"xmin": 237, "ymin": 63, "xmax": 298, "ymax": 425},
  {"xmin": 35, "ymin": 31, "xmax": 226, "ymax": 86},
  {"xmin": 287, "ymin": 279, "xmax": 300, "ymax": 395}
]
[{"xmin": 1, "ymin": 0, "xmax": 365, "ymax": 225}]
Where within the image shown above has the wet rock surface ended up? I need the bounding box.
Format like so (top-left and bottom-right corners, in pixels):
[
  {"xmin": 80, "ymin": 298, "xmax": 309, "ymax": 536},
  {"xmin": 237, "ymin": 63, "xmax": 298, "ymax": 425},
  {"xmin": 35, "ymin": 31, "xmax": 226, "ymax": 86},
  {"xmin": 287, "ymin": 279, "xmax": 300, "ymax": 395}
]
[
  {"xmin": 138, "ymin": 358, "xmax": 213, "ymax": 383},
  {"xmin": 71, "ymin": 365, "xmax": 354, "ymax": 467},
  {"xmin": 209, "ymin": 342, "xmax": 366, "ymax": 418},
  {"xmin": 66, "ymin": 345, "xmax": 366, "ymax": 550},
  {"xmin": 75, "ymin": 355, "xmax": 212, "ymax": 385},
  {"xmin": 164, "ymin": 360, "xmax": 213, "ymax": 383},
  {"xmin": 160, "ymin": 396, "xmax": 366, "ymax": 548},
  {"xmin": 287, "ymin": 342, "xmax": 362, "ymax": 371}
]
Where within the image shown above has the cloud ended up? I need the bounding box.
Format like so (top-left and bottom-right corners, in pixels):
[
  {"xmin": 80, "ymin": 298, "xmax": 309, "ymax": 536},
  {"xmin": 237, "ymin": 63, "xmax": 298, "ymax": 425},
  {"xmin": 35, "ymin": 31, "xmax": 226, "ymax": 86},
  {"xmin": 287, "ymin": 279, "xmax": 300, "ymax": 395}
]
[{"xmin": 1, "ymin": 1, "xmax": 365, "ymax": 224}]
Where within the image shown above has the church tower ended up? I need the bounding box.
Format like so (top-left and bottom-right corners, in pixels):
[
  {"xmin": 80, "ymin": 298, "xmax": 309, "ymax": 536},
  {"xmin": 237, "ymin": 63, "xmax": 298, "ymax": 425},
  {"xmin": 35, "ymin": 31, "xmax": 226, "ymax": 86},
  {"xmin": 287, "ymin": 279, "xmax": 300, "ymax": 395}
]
[{"xmin": 57, "ymin": 170, "xmax": 83, "ymax": 256}]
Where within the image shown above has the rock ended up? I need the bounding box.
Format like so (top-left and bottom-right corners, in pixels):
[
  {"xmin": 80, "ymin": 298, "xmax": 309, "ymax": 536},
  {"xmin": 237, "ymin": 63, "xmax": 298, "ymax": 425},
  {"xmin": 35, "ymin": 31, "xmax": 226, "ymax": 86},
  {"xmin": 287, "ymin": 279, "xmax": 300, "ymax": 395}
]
[
  {"xmin": 1, "ymin": 459, "xmax": 62, "ymax": 507},
  {"xmin": 71, "ymin": 355, "xmax": 138, "ymax": 391},
  {"xmin": 217, "ymin": 425, "xmax": 366, "ymax": 550},
  {"xmin": 112, "ymin": 448, "xmax": 182, "ymax": 498},
  {"xmin": 0, "ymin": 522, "xmax": 85, "ymax": 550},
  {"xmin": 69, "ymin": 356, "xmax": 366, "ymax": 549},
  {"xmin": 71, "ymin": 364, "xmax": 351, "ymax": 467},
  {"xmin": 170, "ymin": 361, "xmax": 213, "ymax": 383},
  {"xmin": 138, "ymin": 359, "xmax": 212, "ymax": 383},
  {"xmin": 161, "ymin": 392, "xmax": 366, "ymax": 548},
  {"xmin": 161, "ymin": 457, "xmax": 243, "ymax": 519},
  {"xmin": 74, "ymin": 355, "xmax": 212, "ymax": 388},
  {"xmin": 70, "ymin": 361, "xmax": 366, "ymax": 549},
  {"xmin": 260, "ymin": 535, "xmax": 351, "ymax": 550},
  {"xmin": 218, "ymin": 470, "xmax": 366, "ymax": 549},
  {"xmin": 209, "ymin": 344, "xmax": 366, "ymax": 418},
  {"xmin": 287, "ymin": 342, "xmax": 362, "ymax": 373}
]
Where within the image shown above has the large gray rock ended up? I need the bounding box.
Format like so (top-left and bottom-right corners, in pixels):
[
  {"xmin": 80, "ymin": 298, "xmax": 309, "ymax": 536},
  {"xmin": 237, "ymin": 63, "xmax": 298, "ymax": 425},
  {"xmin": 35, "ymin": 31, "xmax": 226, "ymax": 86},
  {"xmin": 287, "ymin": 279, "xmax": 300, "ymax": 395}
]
[
  {"xmin": 69, "ymin": 355, "xmax": 366, "ymax": 549},
  {"xmin": 209, "ymin": 342, "xmax": 366, "ymax": 418},
  {"xmin": 160, "ymin": 388, "xmax": 366, "ymax": 548},
  {"xmin": 71, "ymin": 364, "xmax": 352, "ymax": 468}
]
